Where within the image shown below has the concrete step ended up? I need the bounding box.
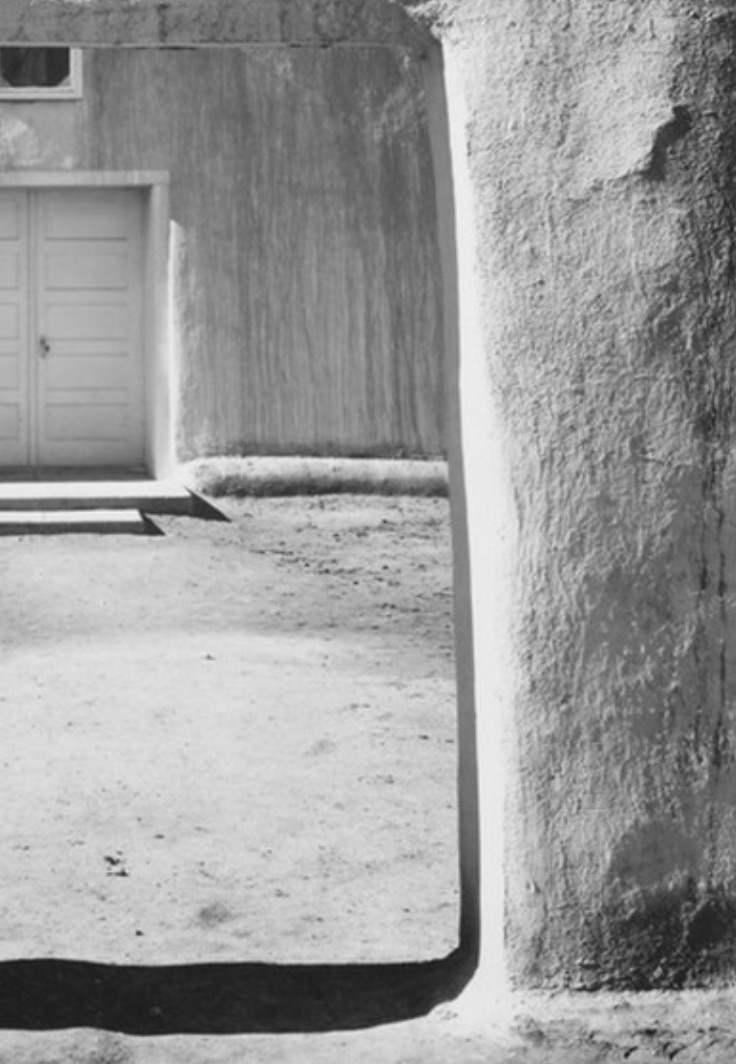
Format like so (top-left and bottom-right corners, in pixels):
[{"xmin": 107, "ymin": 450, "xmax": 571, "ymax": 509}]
[
  {"xmin": 0, "ymin": 479, "xmax": 193, "ymax": 515},
  {"xmin": 0, "ymin": 509, "xmax": 148, "ymax": 536}
]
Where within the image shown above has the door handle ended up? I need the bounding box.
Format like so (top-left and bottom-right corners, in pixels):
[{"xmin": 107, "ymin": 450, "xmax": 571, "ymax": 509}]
[{"xmin": 39, "ymin": 336, "xmax": 50, "ymax": 358}]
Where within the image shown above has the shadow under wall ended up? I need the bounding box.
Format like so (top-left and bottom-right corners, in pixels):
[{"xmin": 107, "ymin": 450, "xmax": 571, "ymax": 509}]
[{"xmin": 0, "ymin": 946, "xmax": 476, "ymax": 1034}]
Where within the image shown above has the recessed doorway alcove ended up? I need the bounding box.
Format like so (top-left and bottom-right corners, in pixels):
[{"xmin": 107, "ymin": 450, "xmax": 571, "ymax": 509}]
[{"xmin": 0, "ymin": 2, "xmax": 493, "ymax": 1035}]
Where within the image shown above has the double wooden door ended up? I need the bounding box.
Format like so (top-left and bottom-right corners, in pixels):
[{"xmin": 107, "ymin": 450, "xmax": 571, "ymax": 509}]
[{"xmin": 0, "ymin": 188, "xmax": 144, "ymax": 468}]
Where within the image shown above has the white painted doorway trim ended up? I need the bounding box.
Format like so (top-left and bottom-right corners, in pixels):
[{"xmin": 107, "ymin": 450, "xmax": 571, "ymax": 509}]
[{"xmin": 0, "ymin": 171, "xmax": 173, "ymax": 479}]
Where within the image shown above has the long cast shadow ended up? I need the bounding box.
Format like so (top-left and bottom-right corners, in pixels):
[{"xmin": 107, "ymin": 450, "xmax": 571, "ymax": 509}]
[{"xmin": 0, "ymin": 946, "xmax": 476, "ymax": 1034}]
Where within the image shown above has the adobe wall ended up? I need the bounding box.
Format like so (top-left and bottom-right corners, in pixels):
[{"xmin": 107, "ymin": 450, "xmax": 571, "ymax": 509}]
[
  {"xmin": 82, "ymin": 48, "xmax": 444, "ymax": 459},
  {"xmin": 0, "ymin": 0, "xmax": 429, "ymax": 50},
  {"xmin": 7, "ymin": 0, "xmax": 736, "ymax": 994},
  {"xmin": 441, "ymin": 1, "xmax": 736, "ymax": 988},
  {"xmin": 0, "ymin": 46, "xmax": 444, "ymax": 459}
]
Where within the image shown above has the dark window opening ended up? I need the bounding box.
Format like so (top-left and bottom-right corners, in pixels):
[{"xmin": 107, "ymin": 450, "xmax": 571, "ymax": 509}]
[{"xmin": 0, "ymin": 47, "xmax": 71, "ymax": 90}]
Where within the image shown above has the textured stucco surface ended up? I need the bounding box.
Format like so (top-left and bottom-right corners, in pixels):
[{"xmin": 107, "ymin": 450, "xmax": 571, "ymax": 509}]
[
  {"xmin": 81, "ymin": 48, "xmax": 444, "ymax": 459},
  {"xmin": 0, "ymin": 0, "xmax": 432, "ymax": 50},
  {"xmin": 439, "ymin": 1, "xmax": 736, "ymax": 987}
]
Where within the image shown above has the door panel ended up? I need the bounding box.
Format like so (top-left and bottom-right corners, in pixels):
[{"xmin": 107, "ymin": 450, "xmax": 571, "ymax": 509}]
[
  {"xmin": 0, "ymin": 197, "xmax": 20, "ymax": 238},
  {"xmin": 0, "ymin": 191, "xmax": 29, "ymax": 465},
  {"xmin": 43, "ymin": 198, "xmax": 132, "ymax": 240},
  {"xmin": 44, "ymin": 304, "xmax": 131, "ymax": 340},
  {"xmin": 0, "ymin": 305, "xmax": 21, "ymax": 338},
  {"xmin": 0, "ymin": 405, "xmax": 20, "ymax": 442},
  {"xmin": 0, "ymin": 189, "xmax": 144, "ymax": 468},
  {"xmin": 45, "ymin": 356, "xmax": 131, "ymax": 390},
  {"xmin": 0, "ymin": 251, "xmax": 21, "ymax": 290},
  {"xmin": 37, "ymin": 190, "xmax": 143, "ymax": 466},
  {"xmin": 45, "ymin": 246, "xmax": 130, "ymax": 290},
  {"xmin": 0, "ymin": 359, "xmax": 19, "ymax": 389},
  {"xmin": 45, "ymin": 402, "xmax": 131, "ymax": 442}
]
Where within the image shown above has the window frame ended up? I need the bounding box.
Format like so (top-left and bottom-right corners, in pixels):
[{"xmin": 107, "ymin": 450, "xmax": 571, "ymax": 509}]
[{"xmin": 0, "ymin": 47, "xmax": 82, "ymax": 100}]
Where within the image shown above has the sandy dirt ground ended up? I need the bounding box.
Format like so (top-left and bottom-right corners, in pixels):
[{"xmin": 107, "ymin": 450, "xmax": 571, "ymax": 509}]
[
  {"xmin": 0, "ymin": 495, "xmax": 459, "ymax": 966},
  {"xmin": 3, "ymin": 493, "xmax": 730, "ymax": 1062}
]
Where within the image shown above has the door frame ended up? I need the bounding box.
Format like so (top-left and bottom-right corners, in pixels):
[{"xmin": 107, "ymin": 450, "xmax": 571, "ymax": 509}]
[{"xmin": 0, "ymin": 171, "xmax": 173, "ymax": 478}]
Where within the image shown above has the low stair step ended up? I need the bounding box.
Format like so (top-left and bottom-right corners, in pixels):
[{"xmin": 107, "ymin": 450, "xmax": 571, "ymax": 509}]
[
  {"xmin": 0, "ymin": 509, "xmax": 147, "ymax": 535},
  {"xmin": 0, "ymin": 479, "xmax": 192, "ymax": 515}
]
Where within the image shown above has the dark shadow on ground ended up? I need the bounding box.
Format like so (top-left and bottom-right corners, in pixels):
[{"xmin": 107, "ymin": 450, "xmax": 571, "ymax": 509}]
[
  {"xmin": 188, "ymin": 492, "xmax": 230, "ymax": 521},
  {"xmin": 141, "ymin": 515, "xmax": 165, "ymax": 536},
  {"xmin": 0, "ymin": 948, "xmax": 476, "ymax": 1034}
]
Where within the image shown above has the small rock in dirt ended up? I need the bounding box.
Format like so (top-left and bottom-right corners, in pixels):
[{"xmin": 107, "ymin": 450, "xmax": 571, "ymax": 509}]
[
  {"xmin": 305, "ymin": 737, "xmax": 337, "ymax": 757},
  {"xmin": 198, "ymin": 901, "xmax": 233, "ymax": 927},
  {"xmin": 104, "ymin": 852, "xmax": 129, "ymax": 877}
]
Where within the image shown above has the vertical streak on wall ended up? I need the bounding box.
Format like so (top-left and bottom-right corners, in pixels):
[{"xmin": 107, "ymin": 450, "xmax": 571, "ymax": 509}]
[
  {"xmin": 420, "ymin": 39, "xmax": 480, "ymax": 988},
  {"xmin": 167, "ymin": 219, "xmax": 186, "ymax": 473},
  {"xmin": 423, "ymin": 35, "xmax": 520, "ymax": 1007},
  {"xmin": 447, "ymin": 42, "xmax": 518, "ymax": 1005},
  {"xmin": 142, "ymin": 180, "xmax": 176, "ymax": 478}
]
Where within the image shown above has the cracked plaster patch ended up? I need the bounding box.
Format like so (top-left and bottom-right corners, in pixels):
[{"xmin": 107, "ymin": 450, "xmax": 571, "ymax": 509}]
[
  {"xmin": 565, "ymin": 15, "xmax": 678, "ymax": 192},
  {"xmin": 0, "ymin": 113, "xmax": 74, "ymax": 168},
  {"xmin": 0, "ymin": 116, "xmax": 42, "ymax": 167}
]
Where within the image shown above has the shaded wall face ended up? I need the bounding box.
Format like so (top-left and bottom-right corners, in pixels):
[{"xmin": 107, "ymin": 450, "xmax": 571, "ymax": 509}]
[
  {"xmin": 0, "ymin": 46, "xmax": 445, "ymax": 459},
  {"xmin": 83, "ymin": 48, "xmax": 444, "ymax": 460}
]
